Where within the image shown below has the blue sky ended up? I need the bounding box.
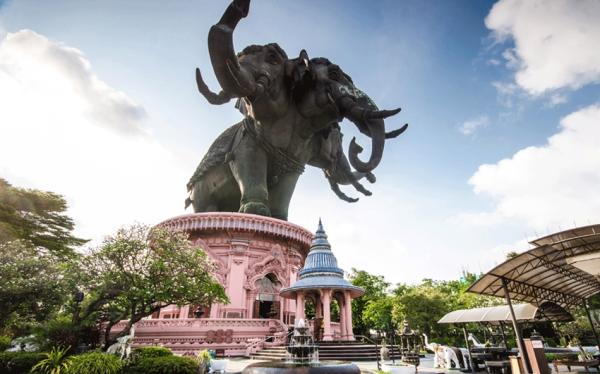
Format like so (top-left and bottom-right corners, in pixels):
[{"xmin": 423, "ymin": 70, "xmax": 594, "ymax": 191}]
[{"xmin": 2, "ymin": 0, "xmax": 600, "ymax": 284}]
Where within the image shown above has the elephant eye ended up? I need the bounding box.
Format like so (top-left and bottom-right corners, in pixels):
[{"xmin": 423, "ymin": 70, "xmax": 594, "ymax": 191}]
[{"xmin": 267, "ymin": 52, "xmax": 279, "ymax": 65}]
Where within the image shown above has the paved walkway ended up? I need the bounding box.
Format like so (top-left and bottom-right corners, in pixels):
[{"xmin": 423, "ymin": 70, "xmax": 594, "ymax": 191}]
[{"xmin": 220, "ymin": 356, "xmax": 600, "ymax": 373}]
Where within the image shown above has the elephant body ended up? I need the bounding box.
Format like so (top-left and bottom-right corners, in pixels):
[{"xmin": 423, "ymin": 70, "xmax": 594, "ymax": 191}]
[{"xmin": 187, "ymin": 0, "xmax": 407, "ymax": 220}]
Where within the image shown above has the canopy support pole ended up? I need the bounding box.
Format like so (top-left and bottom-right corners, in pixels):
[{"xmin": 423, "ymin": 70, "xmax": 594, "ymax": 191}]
[
  {"xmin": 502, "ymin": 277, "xmax": 529, "ymax": 373},
  {"xmin": 462, "ymin": 326, "xmax": 476, "ymax": 373},
  {"xmin": 583, "ymin": 299, "xmax": 600, "ymax": 349},
  {"xmin": 499, "ymin": 321, "xmax": 508, "ymax": 348}
]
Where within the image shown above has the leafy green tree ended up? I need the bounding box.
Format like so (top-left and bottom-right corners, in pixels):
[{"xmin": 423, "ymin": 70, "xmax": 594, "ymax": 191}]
[
  {"xmin": 0, "ymin": 241, "xmax": 74, "ymax": 331},
  {"xmin": 0, "ymin": 178, "xmax": 86, "ymax": 257},
  {"xmin": 72, "ymin": 224, "xmax": 229, "ymax": 349},
  {"xmin": 349, "ymin": 268, "xmax": 390, "ymax": 335},
  {"xmin": 363, "ymin": 296, "xmax": 394, "ymax": 333}
]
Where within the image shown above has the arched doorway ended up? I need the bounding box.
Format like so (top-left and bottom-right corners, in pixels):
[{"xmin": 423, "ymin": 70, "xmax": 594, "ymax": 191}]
[{"xmin": 253, "ymin": 273, "xmax": 281, "ymax": 319}]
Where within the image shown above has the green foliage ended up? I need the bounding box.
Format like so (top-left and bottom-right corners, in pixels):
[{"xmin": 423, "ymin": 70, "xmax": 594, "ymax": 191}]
[
  {"xmin": 363, "ymin": 296, "xmax": 394, "ymax": 332},
  {"xmin": 0, "ymin": 241, "xmax": 75, "ymax": 331},
  {"xmin": 0, "ymin": 351, "xmax": 45, "ymax": 374},
  {"xmin": 73, "ymin": 224, "xmax": 228, "ymax": 348},
  {"xmin": 349, "ymin": 268, "xmax": 390, "ymax": 335},
  {"xmin": 31, "ymin": 346, "xmax": 72, "ymax": 374},
  {"xmin": 196, "ymin": 349, "xmax": 211, "ymax": 365},
  {"xmin": 125, "ymin": 355, "xmax": 198, "ymax": 374},
  {"xmin": 128, "ymin": 346, "xmax": 173, "ymax": 364},
  {"xmin": 66, "ymin": 352, "xmax": 123, "ymax": 374},
  {"xmin": 0, "ymin": 334, "xmax": 12, "ymax": 351},
  {"xmin": 0, "ymin": 178, "xmax": 86, "ymax": 257},
  {"xmin": 34, "ymin": 315, "xmax": 99, "ymax": 352},
  {"xmin": 348, "ymin": 269, "xmax": 502, "ymax": 345}
]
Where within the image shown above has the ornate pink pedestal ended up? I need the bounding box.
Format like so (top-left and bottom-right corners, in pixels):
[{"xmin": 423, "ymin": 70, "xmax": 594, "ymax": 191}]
[{"xmin": 127, "ymin": 213, "xmax": 316, "ymax": 356}]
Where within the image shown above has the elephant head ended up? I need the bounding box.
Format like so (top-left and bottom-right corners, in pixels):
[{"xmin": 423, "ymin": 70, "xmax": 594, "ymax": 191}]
[
  {"xmin": 294, "ymin": 57, "xmax": 408, "ymax": 173},
  {"xmin": 196, "ymin": 0, "xmax": 312, "ymax": 122}
]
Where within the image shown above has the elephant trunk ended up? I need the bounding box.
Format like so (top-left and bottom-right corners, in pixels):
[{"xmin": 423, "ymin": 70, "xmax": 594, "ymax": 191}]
[
  {"xmin": 208, "ymin": 0, "xmax": 257, "ymax": 97},
  {"xmin": 336, "ymin": 93, "xmax": 401, "ymax": 173}
]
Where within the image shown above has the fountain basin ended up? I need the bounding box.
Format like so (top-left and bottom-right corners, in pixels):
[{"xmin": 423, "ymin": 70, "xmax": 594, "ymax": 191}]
[{"xmin": 241, "ymin": 361, "xmax": 360, "ymax": 374}]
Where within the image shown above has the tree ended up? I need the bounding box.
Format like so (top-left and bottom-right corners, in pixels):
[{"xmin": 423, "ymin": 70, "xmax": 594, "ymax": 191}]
[
  {"xmin": 72, "ymin": 224, "xmax": 228, "ymax": 348},
  {"xmin": 349, "ymin": 268, "xmax": 390, "ymax": 335},
  {"xmin": 363, "ymin": 296, "xmax": 394, "ymax": 333},
  {"xmin": 0, "ymin": 178, "xmax": 86, "ymax": 257},
  {"xmin": 0, "ymin": 241, "xmax": 73, "ymax": 332}
]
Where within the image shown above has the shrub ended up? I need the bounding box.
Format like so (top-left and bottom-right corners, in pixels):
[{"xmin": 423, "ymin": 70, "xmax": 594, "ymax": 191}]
[
  {"xmin": 127, "ymin": 346, "xmax": 172, "ymax": 363},
  {"xmin": 31, "ymin": 346, "xmax": 72, "ymax": 374},
  {"xmin": 0, "ymin": 335, "xmax": 12, "ymax": 351},
  {"xmin": 125, "ymin": 355, "xmax": 198, "ymax": 374},
  {"xmin": 0, "ymin": 351, "xmax": 45, "ymax": 374},
  {"xmin": 67, "ymin": 352, "xmax": 123, "ymax": 374},
  {"xmin": 35, "ymin": 316, "xmax": 100, "ymax": 352}
]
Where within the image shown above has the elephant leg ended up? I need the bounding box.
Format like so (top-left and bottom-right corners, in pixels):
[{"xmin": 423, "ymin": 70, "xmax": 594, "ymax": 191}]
[
  {"xmin": 268, "ymin": 172, "xmax": 301, "ymax": 220},
  {"xmin": 189, "ymin": 163, "xmax": 234, "ymax": 212},
  {"xmin": 229, "ymin": 139, "xmax": 271, "ymax": 216}
]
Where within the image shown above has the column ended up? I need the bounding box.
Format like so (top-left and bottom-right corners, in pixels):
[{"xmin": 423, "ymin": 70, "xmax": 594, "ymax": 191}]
[
  {"xmin": 210, "ymin": 303, "xmax": 219, "ymax": 318},
  {"xmin": 322, "ymin": 289, "xmax": 332, "ymax": 341},
  {"xmin": 180, "ymin": 305, "xmax": 190, "ymax": 319},
  {"xmin": 345, "ymin": 291, "xmax": 355, "ymax": 341},
  {"xmin": 338, "ymin": 296, "xmax": 347, "ymax": 341},
  {"xmin": 295, "ymin": 292, "xmax": 305, "ymax": 322},
  {"xmin": 315, "ymin": 294, "xmax": 322, "ymax": 318},
  {"xmin": 502, "ymin": 278, "xmax": 529, "ymax": 373}
]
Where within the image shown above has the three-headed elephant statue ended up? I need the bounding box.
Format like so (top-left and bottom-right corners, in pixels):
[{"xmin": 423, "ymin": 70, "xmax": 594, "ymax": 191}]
[{"xmin": 186, "ymin": 0, "xmax": 407, "ymax": 220}]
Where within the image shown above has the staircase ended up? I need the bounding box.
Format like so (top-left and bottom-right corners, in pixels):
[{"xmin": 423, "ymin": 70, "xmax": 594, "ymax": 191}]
[
  {"xmin": 250, "ymin": 346, "xmax": 288, "ymax": 360},
  {"xmin": 250, "ymin": 341, "xmax": 402, "ymax": 362},
  {"xmin": 318, "ymin": 341, "xmax": 401, "ymax": 361}
]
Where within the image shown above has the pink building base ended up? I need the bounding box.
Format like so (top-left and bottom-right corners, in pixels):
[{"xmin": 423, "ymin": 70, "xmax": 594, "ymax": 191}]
[{"xmin": 118, "ymin": 213, "xmax": 346, "ymax": 356}]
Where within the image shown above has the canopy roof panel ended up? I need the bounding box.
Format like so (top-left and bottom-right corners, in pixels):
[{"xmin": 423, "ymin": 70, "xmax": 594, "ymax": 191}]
[
  {"xmin": 468, "ymin": 225, "xmax": 600, "ymax": 308},
  {"xmin": 438, "ymin": 302, "xmax": 573, "ymax": 324}
]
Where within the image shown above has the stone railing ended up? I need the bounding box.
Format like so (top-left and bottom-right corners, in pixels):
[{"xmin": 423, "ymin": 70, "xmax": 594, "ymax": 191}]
[
  {"xmin": 112, "ymin": 318, "xmax": 288, "ymax": 356},
  {"xmin": 157, "ymin": 212, "xmax": 313, "ymax": 246}
]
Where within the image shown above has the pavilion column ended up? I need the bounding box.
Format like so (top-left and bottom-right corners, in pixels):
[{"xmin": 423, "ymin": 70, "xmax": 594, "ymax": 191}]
[
  {"xmin": 338, "ymin": 295, "xmax": 347, "ymax": 341},
  {"xmin": 315, "ymin": 294, "xmax": 322, "ymax": 318},
  {"xmin": 322, "ymin": 289, "xmax": 333, "ymax": 341},
  {"xmin": 502, "ymin": 278, "xmax": 530, "ymax": 373},
  {"xmin": 345, "ymin": 291, "xmax": 355, "ymax": 341},
  {"xmin": 295, "ymin": 292, "xmax": 305, "ymax": 322}
]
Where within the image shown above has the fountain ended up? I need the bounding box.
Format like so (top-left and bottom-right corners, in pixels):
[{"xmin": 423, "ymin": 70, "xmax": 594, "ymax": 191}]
[{"xmin": 242, "ymin": 319, "xmax": 360, "ymax": 374}]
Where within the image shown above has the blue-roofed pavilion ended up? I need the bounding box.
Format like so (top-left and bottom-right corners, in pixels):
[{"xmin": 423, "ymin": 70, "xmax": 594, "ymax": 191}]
[{"xmin": 280, "ymin": 220, "xmax": 364, "ymax": 341}]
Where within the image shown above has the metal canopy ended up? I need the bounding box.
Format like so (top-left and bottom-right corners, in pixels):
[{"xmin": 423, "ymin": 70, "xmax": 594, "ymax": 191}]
[
  {"xmin": 468, "ymin": 224, "xmax": 600, "ymax": 308},
  {"xmin": 438, "ymin": 302, "xmax": 573, "ymax": 325}
]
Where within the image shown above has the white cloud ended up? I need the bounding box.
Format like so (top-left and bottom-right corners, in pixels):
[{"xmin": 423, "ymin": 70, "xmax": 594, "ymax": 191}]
[
  {"xmin": 0, "ymin": 30, "xmax": 187, "ymax": 243},
  {"xmin": 486, "ymin": 0, "xmax": 600, "ymax": 95},
  {"xmin": 468, "ymin": 103, "xmax": 600, "ymax": 230},
  {"xmin": 459, "ymin": 115, "xmax": 489, "ymax": 136}
]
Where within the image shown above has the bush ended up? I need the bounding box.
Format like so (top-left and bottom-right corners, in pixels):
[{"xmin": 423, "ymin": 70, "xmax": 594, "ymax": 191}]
[
  {"xmin": 31, "ymin": 346, "xmax": 72, "ymax": 374},
  {"xmin": 35, "ymin": 316, "xmax": 100, "ymax": 352},
  {"xmin": 124, "ymin": 355, "xmax": 198, "ymax": 374},
  {"xmin": 0, "ymin": 352, "xmax": 45, "ymax": 374},
  {"xmin": 128, "ymin": 346, "xmax": 172, "ymax": 363},
  {"xmin": 67, "ymin": 352, "xmax": 123, "ymax": 374},
  {"xmin": 0, "ymin": 335, "xmax": 12, "ymax": 351}
]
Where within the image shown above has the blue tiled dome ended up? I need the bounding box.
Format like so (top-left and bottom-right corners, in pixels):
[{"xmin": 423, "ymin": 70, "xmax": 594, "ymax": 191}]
[{"xmin": 280, "ymin": 220, "xmax": 364, "ymax": 298}]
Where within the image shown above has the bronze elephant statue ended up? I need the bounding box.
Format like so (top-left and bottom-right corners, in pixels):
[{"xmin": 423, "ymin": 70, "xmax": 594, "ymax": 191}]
[{"xmin": 186, "ymin": 0, "xmax": 407, "ymax": 220}]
